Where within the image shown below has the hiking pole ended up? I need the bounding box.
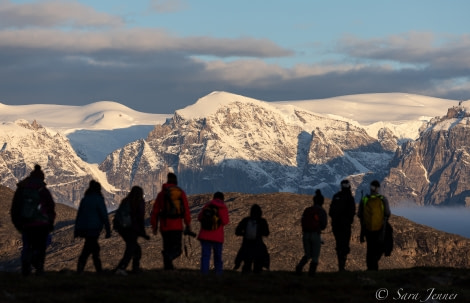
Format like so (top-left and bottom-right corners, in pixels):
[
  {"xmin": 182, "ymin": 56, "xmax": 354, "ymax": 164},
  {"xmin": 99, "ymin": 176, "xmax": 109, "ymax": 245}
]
[
  {"xmin": 183, "ymin": 227, "xmax": 196, "ymax": 258},
  {"xmin": 184, "ymin": 235, "xmax": 189, "ymax": 257}
]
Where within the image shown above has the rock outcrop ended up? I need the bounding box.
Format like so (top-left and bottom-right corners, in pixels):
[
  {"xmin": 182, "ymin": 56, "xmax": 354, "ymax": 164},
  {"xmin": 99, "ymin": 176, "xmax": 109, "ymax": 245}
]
[{"xmin": 384, "ymin": 106, "xmax": 470, "ymax": 206}]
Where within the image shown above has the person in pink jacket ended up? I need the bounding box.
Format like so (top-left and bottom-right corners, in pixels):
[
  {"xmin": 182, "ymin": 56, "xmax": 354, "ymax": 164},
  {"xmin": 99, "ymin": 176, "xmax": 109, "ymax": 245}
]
[{"xmin": 197, "ymin": 192, "xmax": 229, "ymax": 275}]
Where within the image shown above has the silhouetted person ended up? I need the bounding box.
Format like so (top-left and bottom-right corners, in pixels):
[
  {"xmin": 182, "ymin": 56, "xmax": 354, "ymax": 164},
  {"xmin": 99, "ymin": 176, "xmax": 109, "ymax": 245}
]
[
  {"xmin": 234, "ymin": 204, "xmax": 270, "ymax": 273},
  {"xmin": 295, "ymin": 189, "xmax": 327, "ymax": 276},
  {"xmin": 11, "ymin": 164, "xmax": 56, "ymax": 276},
  {"xmin": 197, "ymin": 192, "xmax": 230, "ymax": 275},
  {"xmin": 329, "ymin": 179, "xmax": 356, "ymax": 271},
  {"xmin": 115, "ymin": 186, "xmax": 150, "ymax": 275},
  {"xmin": 74, "ymin": 180, "xmax": 111, "ymax": 274},
  {"xmin": 151, "ymin": 173, "xmax": 192, "ymax": 270},
  {"xmin": 358, "ymin": 180, "xmax": 391, "ymax": 271}
]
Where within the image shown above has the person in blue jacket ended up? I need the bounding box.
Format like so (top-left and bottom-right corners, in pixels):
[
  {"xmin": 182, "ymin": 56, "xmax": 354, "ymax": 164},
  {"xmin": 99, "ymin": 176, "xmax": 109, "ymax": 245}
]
[{"xmin": 74, "ymin": 180, "xmax": 111, "ymax": 273}]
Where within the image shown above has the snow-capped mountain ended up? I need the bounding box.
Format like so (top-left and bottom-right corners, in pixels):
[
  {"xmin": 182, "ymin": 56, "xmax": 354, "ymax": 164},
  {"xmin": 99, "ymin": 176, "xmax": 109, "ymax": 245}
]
[
  {"xmin": 0, "ymin": 101, "xmax": 169, "ymax": 164},
  {"xmin": 0, "ymin": 120, "xmax": 124, "ymax": 208},
  {"xmin": 100, "ymin": 91, "xmax": 463, "ymax": 201},
  {"xmin": 0, "ymin": 101, "xmax": 168, "ymax": 208},
  {"xmin": 0, "ymin": 92, "xmax": 465, "ymax": 208},
  {"xmin": 0, "ymin": 101, "xmax": 168, "ymax": 133}
]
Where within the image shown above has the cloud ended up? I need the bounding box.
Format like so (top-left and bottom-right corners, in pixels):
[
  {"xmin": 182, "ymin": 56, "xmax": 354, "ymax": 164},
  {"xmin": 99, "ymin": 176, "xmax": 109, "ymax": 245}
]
[
  {"xmin": 337, "ymin": 32, "xmax": 470, "ymax": 69},
  {"xmin": 0, "ymin": 1, "xmax": 468, "ymax": 115},
  {"xmin": 1, "ymin": 46, "xmax": 468, "ymax": 115},
  {"xmin": 0, "ymin": 0, "xmax": 124, "ymax": 28},
  {"xmin": 0, "ymin": 28, "xmax": 292, "ymax": 58},
  {"xmin": 201, "ymin": 59, "xmax": 369, "ymax": 86},
  {"xmin": 149, "ymin": 0, "xmax": 188, "ymax": 13}
]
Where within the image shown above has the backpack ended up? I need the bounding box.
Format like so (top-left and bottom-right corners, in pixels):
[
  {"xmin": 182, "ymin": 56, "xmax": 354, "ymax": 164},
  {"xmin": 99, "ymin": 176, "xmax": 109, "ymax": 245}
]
[
  {"xmin": 161, "ymin": 186, "xmax": 185, "ymax": 219},
  {"xmin": 20, "ymin": 186, "xmax": 47, "ymax": 222},
  {"xmin": 113, "ymin": 199, "xmax": 132, "ymax": 231},
  {"xmin": 301, "ymin": 206, "xmax": 323, "ymax": 232},
  {"xmin": 244, "ymin": 219, "xmax": 258, "ymax": 240},
  {"xmin": 362, "ymin": 195, "xmax": 385, "ymax": 231},
  {"xmin": 200, "ymin": 204, "xmax": 220, "ymax": 231}
]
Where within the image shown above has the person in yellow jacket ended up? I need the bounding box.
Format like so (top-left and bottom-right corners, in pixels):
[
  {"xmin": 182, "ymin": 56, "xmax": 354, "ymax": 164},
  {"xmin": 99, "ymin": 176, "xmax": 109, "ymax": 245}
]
[{"xmin": 358, "ymin": 180, "xmax": 391, "ymax": 271}]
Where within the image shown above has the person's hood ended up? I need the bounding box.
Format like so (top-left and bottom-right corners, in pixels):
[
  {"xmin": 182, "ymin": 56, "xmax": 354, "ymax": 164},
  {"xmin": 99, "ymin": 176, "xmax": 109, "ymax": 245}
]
[{"xmin": 250, "ymin": 204, "xmax": 262, "ymax": 219}]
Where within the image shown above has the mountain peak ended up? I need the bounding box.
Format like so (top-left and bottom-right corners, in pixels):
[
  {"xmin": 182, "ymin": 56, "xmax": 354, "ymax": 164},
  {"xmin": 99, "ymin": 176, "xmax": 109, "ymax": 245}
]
[{"xmin": 176, "ymin": 91, "xmax": 270, "ymax": 120}]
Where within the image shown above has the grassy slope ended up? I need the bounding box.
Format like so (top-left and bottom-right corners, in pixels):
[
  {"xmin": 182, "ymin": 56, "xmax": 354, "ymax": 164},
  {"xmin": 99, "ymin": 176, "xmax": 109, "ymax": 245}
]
[{"xmin": 0, "ymin": 268, "xmax": 469, "ymax": 303}]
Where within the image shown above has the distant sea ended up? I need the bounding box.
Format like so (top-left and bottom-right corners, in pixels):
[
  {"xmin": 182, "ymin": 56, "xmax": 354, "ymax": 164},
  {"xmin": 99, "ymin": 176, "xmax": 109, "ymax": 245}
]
[{"xmin": 392, "ymin": 206, "xmax": 470, "ymax": 239}]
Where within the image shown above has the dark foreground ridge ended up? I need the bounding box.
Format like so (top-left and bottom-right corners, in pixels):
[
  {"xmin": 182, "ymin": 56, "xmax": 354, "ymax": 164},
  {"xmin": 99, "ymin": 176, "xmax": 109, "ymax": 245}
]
[{"xmin": 0, "ymin": 267, "xmax": 469, "ymax": 303}]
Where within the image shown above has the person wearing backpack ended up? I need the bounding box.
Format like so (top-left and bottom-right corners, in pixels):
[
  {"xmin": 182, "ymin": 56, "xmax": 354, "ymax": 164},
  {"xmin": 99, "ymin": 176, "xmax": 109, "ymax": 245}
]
[
  {"xmin": 150, "ymin": 173, "xmax": 192, "ymax": 270},
  {"xmin": 115, "ymin": 186, "xmax": 150, "ymax": 275},
  {"xmin": 234, "ymin": 204, "xmax": 270, "ymax": 273},
  {"xmin": 329, "ymin": 179, "xmax": 356, "ymax": 272},
  {"xmin": 74, "ymin": 180, "xmax": 111, "ymax": 274},
  {"xmin": 358, "ymin": 180, "xmax": 391, "ymax": 271},
  {"xmin": 295, "ymin": 189, "xmax": 327, "ymax": 277},
  {"xmin": 197, "ymin": 192, "xmax": 229, "ymax": 275},
  {"xmin": 10, "ymin": 164, "xmax": 56, "ymax": 276}
]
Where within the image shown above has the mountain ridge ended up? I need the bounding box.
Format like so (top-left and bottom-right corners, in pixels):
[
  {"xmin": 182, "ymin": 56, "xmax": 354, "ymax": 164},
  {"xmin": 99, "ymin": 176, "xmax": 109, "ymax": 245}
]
[{"xmin": 0, "ymin": 91, "xmax": 467, "ymax": 210}]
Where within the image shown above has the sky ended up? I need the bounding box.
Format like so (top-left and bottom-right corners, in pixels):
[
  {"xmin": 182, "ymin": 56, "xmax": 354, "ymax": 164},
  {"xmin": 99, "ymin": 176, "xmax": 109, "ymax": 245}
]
[{"xmin": 0, "ymin": 0, "xmax": 469, "ymax": 114}]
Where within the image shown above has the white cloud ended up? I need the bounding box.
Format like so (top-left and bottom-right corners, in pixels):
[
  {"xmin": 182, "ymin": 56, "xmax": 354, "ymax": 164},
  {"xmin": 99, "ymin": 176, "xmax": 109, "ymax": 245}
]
[{"xmin": 0, "ymin": 0, "xmax": 124, "ymax": 28}]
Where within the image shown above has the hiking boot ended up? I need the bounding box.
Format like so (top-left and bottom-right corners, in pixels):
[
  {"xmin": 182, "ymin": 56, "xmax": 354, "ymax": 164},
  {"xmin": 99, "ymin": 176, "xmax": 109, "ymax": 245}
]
[
  {"xmin": 93, "ymin": 258, "xmax": 103, "ymax": 273},
  {"xmin": 338, "ymin": 256, "xmax": 346, "ymax": 272},
  {"xmin": 21, "ymin": 267, "xmax": 31, "ymax": 277},
  {"xmin": 295, "ymin": 264, "xmax": 303, "ymax": 275},
  {"xmin": 35, "ymin": 269, "xmax": 45, "ymax": 277},
  {"xmin": 131, "ymin": 268, "xmax": 143, "ymax": 274},
  {"xmin": 163, "ymin": 261, "xmax": 175, "ymax": 270},
  {"xmin": 295, "ymin": 256, "xmax": 308, "ymax": 275},
  {"xmin": 77, "ymin": 261, "xmax": 86, "ymax": 274},
  {"xmin": 308, "ymin": 262, "xmax": 317, "ymax": 277},
  {"xmin": 115, "ymin": 268, "xmax": 128, "ymax": 276}
]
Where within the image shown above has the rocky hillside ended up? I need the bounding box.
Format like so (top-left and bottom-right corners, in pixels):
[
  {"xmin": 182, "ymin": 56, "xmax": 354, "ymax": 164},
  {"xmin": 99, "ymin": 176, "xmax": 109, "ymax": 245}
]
[
  {"xmin": 384, "ymin": 106, "xmax": 470, "ymax": 207},
  {"xmin": 0, "ymin": 120, "xmax": 126, "ymax": 209},
  {"xmin": 1, "ymin": 185, "xmax": 468, "ymax": 273}
]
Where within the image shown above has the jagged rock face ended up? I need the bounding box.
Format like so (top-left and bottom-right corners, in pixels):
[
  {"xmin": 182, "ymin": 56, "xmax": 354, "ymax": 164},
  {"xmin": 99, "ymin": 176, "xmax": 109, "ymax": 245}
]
[
  {"xmin": 0, "ymin": 121, "xmax": 122, "ymax": 209},
  {"xmin": 99, "ymin": 139, "xmax": 169, "ymax": 200},
  {"xmin": 102, "ymin": 101, "xmax": 393, "ymax": 198},
  {"xmin": 377, "ymin": 127, "xmax": 399, "ymax": 152},
  {"xmin": 384, "ymin": 107, "xmax": 470, "ymax": 206}
]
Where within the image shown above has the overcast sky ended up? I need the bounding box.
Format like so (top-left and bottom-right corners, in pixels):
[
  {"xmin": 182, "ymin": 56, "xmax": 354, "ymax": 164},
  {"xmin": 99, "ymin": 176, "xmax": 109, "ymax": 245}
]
[{"xmin": 1, "ymin": 0, "xmax": 469, "ymax": 114}]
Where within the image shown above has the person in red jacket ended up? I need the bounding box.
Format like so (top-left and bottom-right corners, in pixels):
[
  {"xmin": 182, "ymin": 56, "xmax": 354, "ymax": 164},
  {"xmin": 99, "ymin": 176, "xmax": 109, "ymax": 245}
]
[
  {"xmin": 151, "ymin": 173, "xmax": 192, "ymax": 270},
  {"xmin": 197, "ymin": 192, "xmax": 229, "ymax": 275}
]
